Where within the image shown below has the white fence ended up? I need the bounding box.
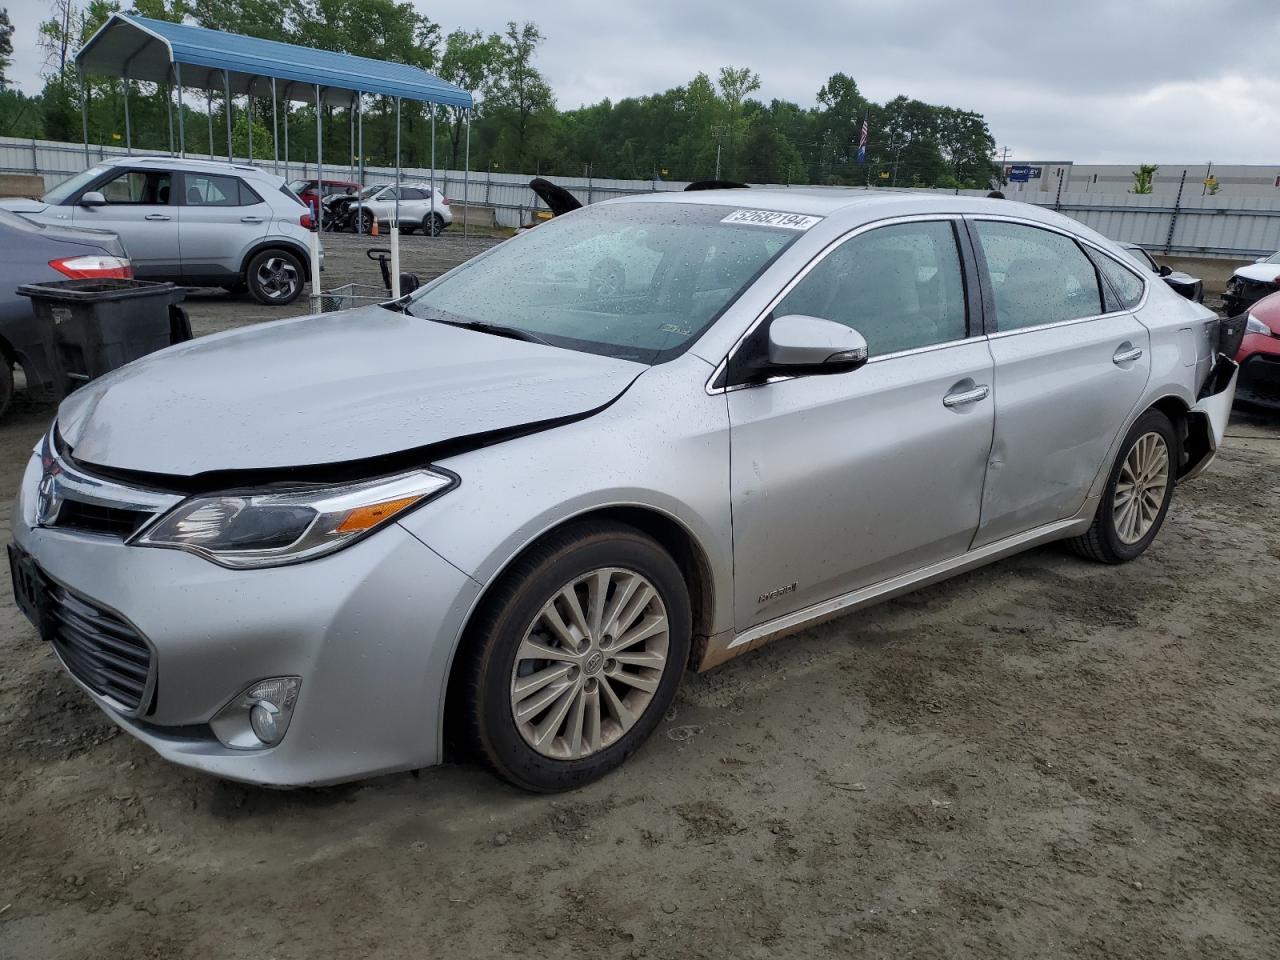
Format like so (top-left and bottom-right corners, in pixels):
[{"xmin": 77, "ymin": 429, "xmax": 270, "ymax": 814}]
[{"xmin": 4, "ymin": 136, "xmax": 1279, "ymax": 259}]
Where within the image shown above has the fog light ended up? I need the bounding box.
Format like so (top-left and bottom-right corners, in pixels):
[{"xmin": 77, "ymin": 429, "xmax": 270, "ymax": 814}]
[{"xmin": 210, "ymin": 677, "xmax": 301, "ymax": 750}]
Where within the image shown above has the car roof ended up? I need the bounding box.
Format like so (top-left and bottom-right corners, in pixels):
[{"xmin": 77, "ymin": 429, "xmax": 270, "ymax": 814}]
[
  {"xmin": 602, "ymin": 187, "xmax": 1104, "ymax": 237},
  {"xmin": 101, "ymin": 155, "xmax": 282, "ymax": 181}
]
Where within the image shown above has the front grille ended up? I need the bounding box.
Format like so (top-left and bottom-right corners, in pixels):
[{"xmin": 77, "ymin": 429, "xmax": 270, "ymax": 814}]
[
  {"xmin": 45, "ymin": 577, "xmax": 153, "ymax": 712},
  {"xmin": 53, "ymin": 499, "xmax": 151, "ymax": 538}
]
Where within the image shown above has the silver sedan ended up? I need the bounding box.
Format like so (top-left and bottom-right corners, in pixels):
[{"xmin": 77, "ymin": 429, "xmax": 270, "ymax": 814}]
[{"xmin": 8, "ymin": 190, "xmax": 1237, "ymax": 791}]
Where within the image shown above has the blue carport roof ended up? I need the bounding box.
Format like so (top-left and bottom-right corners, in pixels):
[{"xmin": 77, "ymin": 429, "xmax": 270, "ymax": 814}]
[{"xmin": 76, "ymin": 14, "xmax": 473, "ymax": 109}]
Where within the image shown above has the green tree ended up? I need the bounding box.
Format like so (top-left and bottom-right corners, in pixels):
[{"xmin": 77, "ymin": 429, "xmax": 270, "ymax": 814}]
[
  {"xmin": 439, "ymin": 29, "xmax": 504, "ymax": 169},
  {"xmin": 0, "ymin": 8, "xmax": 14, "ymax": 90},
  {"xmin": 1131, "ymin": 164, "xmax": 1158, "ymax": 194},
  {"xmin": 487, "ymin": 21, "xmax": 554, "ymax": 171}
]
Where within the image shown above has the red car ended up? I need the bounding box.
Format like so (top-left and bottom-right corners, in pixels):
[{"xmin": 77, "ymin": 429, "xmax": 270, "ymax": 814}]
[
  {"xmin": 1236, "ymin": 290, "xmax": 1280, "ymax": 405},
  {"xmin": 287, "ymin": 178, "xmax": 360, "ymax": 215}
]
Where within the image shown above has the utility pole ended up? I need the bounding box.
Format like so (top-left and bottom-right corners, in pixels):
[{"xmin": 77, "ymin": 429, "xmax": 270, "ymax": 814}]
[
  {"xmin": 890, "ymin": 140, "xmax": 905, "ymax": 187},
  {"xmin": 711, "ymin": 123, "xmax": 729, "ymax": 180},
  {"xmin": 997, "ymin": 145, "xmax": 1011, "ymax": 188},
  {"xmin": 1202, "ymin": 160, "xmax": 1213, "ymax": 196}
]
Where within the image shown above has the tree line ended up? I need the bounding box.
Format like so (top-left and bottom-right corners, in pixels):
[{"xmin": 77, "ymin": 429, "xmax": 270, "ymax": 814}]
[{"xmin": 0, "ymin": 0, "xmax": 999, "ymax": 189}]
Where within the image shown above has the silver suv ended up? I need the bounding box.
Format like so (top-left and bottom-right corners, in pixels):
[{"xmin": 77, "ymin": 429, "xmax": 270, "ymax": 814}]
[
  {"xmin": 1, "ymin": 157, "xmax": 318, "ymax": 305},
  {"xmin": 8, "ymin": 191, "xmax": 1238, "ymax": 792}
]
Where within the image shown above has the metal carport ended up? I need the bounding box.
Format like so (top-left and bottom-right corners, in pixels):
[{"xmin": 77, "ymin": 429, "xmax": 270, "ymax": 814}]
[{"xmin": 75, "ymin": 13, "xmax": 477, "ymax": 299}]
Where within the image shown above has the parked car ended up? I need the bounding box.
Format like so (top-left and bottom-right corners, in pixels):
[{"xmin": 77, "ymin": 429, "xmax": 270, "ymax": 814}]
[
  {"xmin": 0, "ymin": 209, "xmax": 133, "ymax": 419},
  {"xmin": 286, "ymin": 177, "xmax": 360, "ymax": 221},
  {"xmin": 1235, "ymin": 289, "xmax": 1280, "ymax": 405},
  {"xmin": 350, "ymin": 183, "xmax": 452, "ymax": 235},
  {"xmin": 1223, "ymin": 251, "xmax": 1280, "ymax": 316},
  {"xmin": 8, "ymin": 192, "xmax": 1237, "ymax": 791},
  {"xmin": 1119, "ymin": 242, "xmax": 1203, "ymax": 303},
  {"xmin": 1, "ymin": 158, "xmax": 319, "ymax": 305}
]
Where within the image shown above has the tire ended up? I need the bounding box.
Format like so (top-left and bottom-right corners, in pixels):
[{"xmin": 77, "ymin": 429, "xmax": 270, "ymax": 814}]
[
  {"xmin": 424, "ymin": 213, "xmax": 445, "ymax": 237},
  {"xmin": 245, "ymin": 249, "xmax": 305, "ymax": 306},
  {"xmin": 401, "ymin": 224, "xmax": 417, "ymax": 236},
  {"xmin": 0, "ymin": 358, "xmax": 13, "ymax": 421},
  {"xmin": 357, "ymin": 211, "xmax": 376, "ymax": 234},
  {"xmin": 462, "ymin": 520, "xmax": 691, "ymax": 792},
  {"xmin": 1068, "ymin": 409, "xmax": 1178, "ymax": 564}
]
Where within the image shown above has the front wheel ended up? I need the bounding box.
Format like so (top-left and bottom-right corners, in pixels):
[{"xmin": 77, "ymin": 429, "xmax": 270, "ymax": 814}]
[
  {"xmin": 1068, "ymin": 409, "xmax": 1178, "ymax": 563},
  {"xmin": 245, "ymin": 249, "xmax": 304, "ymax": 306},
  {"xmin": 462, "ymin": 521, "xmax": 691, "ymax": 792}
]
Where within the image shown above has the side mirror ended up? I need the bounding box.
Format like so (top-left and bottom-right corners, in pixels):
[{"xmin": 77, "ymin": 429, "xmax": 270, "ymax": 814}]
[
  {"xmin": 1159, "ymin": 264, "xmax": 1172, "ymax": 277},
  {"xmin": 79, "ymin": 191, "xmax": 106, "ymax": 207},
  {"xmin": 767, "ymin": 314, "xmax": 869, "ymax": 373}
]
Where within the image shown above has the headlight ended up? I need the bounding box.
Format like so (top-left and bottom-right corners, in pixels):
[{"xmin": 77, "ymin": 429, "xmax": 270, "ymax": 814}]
[
  {"xmin": 132, "ymin": 469, "xmax": 453, "ymax": 568},
  {"xmin": 1245, "ymin": 314, "xmax": 1274, "ymax": 338}
]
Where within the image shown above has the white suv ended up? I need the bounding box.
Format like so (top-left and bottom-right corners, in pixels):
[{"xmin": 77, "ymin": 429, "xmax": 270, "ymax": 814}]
[
  {"xmin": 352, "ymin": 183, "xmax": 452, "ymax": 236},
  {"xmin": 1, "ymin": 157, "xmax": 319, "ymax": 306}
]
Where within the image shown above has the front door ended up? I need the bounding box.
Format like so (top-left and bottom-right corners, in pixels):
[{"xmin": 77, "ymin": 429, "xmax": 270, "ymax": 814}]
[
  {"xmin": 71, "ymin": 167, "xmax": 179, "ymax": 278},
  {"xmin": 726, "ymin": 218, "xmax": 995, "ymax": 631},
  {"xmin": 968, "ymin": 218, "xmax": 1151, "ymax": 546}
]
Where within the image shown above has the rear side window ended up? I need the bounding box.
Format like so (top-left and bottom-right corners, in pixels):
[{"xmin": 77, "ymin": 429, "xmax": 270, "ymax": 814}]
[
  {"xmin": 184, "ymin": 174, "xmax": 243, "ymax": 207},
  {"xmin": 238, "ymin": 180, "xmax": 264, "ymax": 205},
  {"xmin": 1094, "ymin": 253, "xmax": 1146, "ymax": 311},
  {"xmin": 974, "ymin": 221, "xmax": 1104, "ymax": 331},
  {"xmin": 775, "ymin": 220, "xmax": 968, "ymax": 357}
]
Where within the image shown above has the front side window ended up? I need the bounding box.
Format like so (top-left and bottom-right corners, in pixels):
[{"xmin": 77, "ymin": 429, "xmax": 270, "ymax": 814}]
[
  {"xmin": 773, "ymin": 220, "xmax": 968, "ymax": 357},
  {"xmin": 1095, "ymin": 253, "xmax": 1146, "ymax": 311},
  {"xmin": 184, "ymin": 174, "xmax": 242, "ymax": 207},
  {"xmin": 408, "ymin": 202, "xmax": 800, "ymax": 364},
  {"xmin": 99, "ymin": 170, "xmax": 172, "ymax": 205},
  {"xmin": 975, "ymin": 221, "xmax": 1103, "ymax": 331}
]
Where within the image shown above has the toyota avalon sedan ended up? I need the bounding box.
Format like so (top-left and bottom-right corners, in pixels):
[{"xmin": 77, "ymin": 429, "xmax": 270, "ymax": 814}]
[{"xmin": 8, "ymin": 191, "xmax": 1238, "ymax": 792}]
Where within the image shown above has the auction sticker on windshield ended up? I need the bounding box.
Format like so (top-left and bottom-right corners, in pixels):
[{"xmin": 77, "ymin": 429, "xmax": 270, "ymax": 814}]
[{"xmin": 721, "ymin": 209, "xmax": 823, "ymax": 230}]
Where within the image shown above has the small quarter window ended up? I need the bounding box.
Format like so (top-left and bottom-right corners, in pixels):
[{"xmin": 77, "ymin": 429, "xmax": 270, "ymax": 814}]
[{"xmin": 1095, "ymin": 253, "xmax": 1146, "ymax": 311}]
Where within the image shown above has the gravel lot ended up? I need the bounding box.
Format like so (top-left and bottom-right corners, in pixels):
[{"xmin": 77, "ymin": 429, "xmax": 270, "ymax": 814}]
[{"xmin": 1, "ymin": 238, "xmax": 1278, "ymax": 958}]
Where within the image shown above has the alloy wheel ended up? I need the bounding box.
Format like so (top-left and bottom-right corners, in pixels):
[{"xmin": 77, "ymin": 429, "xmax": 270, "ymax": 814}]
[
  {"xmin": 1113, "ymin": 431, "xmax": 1170, "ymax": 544},
  {"xmin": 255, "ymin": 257, "xmax": 300, "ymax": 301},
  {"xmin": 510, "ymin": 567, "xmax": 669, "ymax": 761}
]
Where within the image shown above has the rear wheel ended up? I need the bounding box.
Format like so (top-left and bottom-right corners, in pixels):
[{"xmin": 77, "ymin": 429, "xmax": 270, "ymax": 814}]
[
  {"xmin": 1068, "ymin": 409, "xmax": 1178, "ymax": 563},
  {"xmin": 462, "ymin": 521, "xmax": 691, "ymax": 792},
  {"xmin": 245, "ymin": 249, "xmax": 304, "ymax": 306},
  {"xmin": 424, "ymin": 213, "xmax": 445, "ymax": 236},
  {"xmin": 0, "ymin": 359, "xmax": 13, "ymax": 421}
]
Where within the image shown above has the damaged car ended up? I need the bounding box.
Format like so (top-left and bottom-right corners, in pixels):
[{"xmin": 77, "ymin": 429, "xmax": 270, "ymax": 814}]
[
  {"xmin": 1223, "ymin": 250, "xmax": 1280, "ymax": 316},
  {"xmin": 8, "ymin": 192, "xmax": 1238, "ymax": 791}
]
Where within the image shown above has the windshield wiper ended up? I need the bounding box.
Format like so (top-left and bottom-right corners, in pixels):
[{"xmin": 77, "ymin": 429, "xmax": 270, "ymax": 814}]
[{"xmin": 412, "ymin": 310, "xmax": 553, "ymax": 346}]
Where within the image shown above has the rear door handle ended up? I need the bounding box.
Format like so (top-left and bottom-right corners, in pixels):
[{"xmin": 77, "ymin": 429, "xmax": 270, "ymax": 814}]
[
  {"xmin": 943, "ymin": 384, "xmax": 990, "ymax": 408},
  {"xmin": 1113, "ymin": 346, "xmax": 1144, "ymax": 365},
  {"xmin": 144, "ymin": 213, "xmax": 171, "ymax": 221},
  {"xmin": 240, "ymin": 216, "xmax": 264, "ymax": 223}
]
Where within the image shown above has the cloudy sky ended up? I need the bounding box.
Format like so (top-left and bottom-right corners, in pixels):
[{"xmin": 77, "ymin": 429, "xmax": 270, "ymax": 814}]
[{"xmin": 7, "ymin": 0, "xmax": 1280, "ymax": 163}]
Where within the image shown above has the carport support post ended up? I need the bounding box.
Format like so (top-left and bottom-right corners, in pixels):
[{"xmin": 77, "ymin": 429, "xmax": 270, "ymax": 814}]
[
  {"xmin": 166, "ymin": 83, "xmax": 174, "ymax": 154},
  {"xmin": 122, "ymin": 76, "xmax": 131, "ymax": 154},
  {"xmin": 206, "ymin": 90, "xmax": 214, "ymax": 160},
  {"xmin": 314, "ymin": 84, "xmax": 324, "ymax": 231},
  {"xmin": 224, "ymin": 70, "xmax": 233, "ymax": 160},
  {"xmin": 270, "ymin": 78, "xmax": 278, "ymax": 173},
  {"xmin": 430, "ymin": 107, "xmax": 436, "ymax": 240},
  {"xmin": 463, "ymin": 114, "xmax": 475, "ymax": 235},
  {"xmin": 175, "ymin": 64, "xmax": 185, "ymax": 156},
  {"xmin": 79, "ymin": 71, "xmax": 89, "ymax": 162},
  {"xmin": 391, "ymin": 97, "xmax": 402, "ymax": 300},
  {"xmin": 356, "ymin": 94, "xmax": 364, "ymax": 233}
]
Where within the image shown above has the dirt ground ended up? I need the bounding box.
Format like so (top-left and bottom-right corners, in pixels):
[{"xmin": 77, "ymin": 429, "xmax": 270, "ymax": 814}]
[{"xmin": 1, "ymin": 242, "xmax": 1278, "ymax": 958}]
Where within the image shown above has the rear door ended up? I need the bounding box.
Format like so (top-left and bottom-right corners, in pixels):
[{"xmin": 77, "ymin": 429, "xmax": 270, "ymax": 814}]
[
  {"xmin": 726, "ymin": 217, "xmax": 995, "ymax": 629},
  {"xmin": 70, "ymin": 167, "xmax": 179, "ymax": 278},
  {"xmin": 969, "ymin": 218, "xmax": 1151, "ymax": 546},
  {"xmin": 178, "ymin": 172, "xmax": 270, "ymax": 283}
]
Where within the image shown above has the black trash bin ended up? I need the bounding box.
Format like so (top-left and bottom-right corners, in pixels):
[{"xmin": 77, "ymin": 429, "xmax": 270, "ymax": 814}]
[{"xmin": 15, "ymin": 278, "xmax": 189, "ymax": 399}]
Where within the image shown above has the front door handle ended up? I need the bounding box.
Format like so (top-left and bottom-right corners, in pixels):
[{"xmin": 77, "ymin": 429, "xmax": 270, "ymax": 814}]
[
  {"xmin": 1113, "ymin": 346, "xmax": 1144, "ymax": 365},
  {"xmin": 240, "ymin": 216, "xmax": 264, "ymax": 223},
  {"xmin": 144, "ymin": 213, "xmax": 171, "ymax": 221},
  {"xmin": 943, "ymin": 384, "xmax": 990, "ymax": 408}
]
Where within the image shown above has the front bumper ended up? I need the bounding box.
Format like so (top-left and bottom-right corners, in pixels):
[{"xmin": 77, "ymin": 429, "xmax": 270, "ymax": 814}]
[
  {"xmin": 1235, "ymin": 339, "xmax": 1280, "ymax": 406},
  {"xmin": 10, "ymin": 451, "xmax": 480, "ymax": 786}
]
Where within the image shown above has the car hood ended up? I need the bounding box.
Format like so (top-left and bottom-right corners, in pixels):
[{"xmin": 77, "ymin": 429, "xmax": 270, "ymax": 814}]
[
  {"xmin": 1234, "ymin": 264, "xmax": 1280, "ymax": 284},
  {"xmin": 58, "ymin": 305, "xmax": 645, "ymax": 477},
  {"xmin": 0, "ymin": 198, "xmax": 50, "ymax": 215}
]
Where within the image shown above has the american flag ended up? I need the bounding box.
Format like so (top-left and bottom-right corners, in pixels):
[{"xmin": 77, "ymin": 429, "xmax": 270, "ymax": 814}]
[{"xmin": 857, "ymin": 115, "xmax": 869, "ymax": 164}]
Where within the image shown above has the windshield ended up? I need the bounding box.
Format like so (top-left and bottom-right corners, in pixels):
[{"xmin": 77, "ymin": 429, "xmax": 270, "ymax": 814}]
[
  {"xmin": 43, "ymin": 165, "xmax": 110, "ymax": 204},
  {"xmin": 358, "ymin": 185, "xmax": 383, "ymax": 199},
  {"xmin": 406, "ymin": 202, "xmax": 801, "ymax": 363}
]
